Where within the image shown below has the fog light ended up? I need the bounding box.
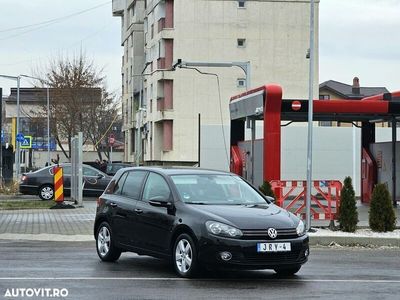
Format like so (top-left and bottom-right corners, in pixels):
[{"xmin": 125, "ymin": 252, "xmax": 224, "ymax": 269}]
[
  {"xmin": 220, "ymin": 251, "xmax": 232, "ymax": 261},
  {"xmin": 304, "ymin": 249, "xmax": 309, "ymax": 257}
]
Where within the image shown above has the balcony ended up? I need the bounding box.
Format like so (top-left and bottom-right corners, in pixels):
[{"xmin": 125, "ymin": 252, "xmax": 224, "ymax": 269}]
[
  {"xmin": 158, "ymin": 18, "xmax": 165, "ymax": 33},
  {"xmin": 157, "ymin": 97, "xmax": 165, "ymax": 111},
  {"xmin": 112, "ymin": 0, "xmax": 124, "ymax": 16},
  {"xmin": 157, "ymin": 57, "xmax": 165, "ymax": 69}
]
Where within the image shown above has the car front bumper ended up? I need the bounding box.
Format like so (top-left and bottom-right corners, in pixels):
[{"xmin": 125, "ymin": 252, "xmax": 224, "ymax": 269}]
[{"xmin": 198, "ymin": 234, "xmax": 309, "ymax": 270}]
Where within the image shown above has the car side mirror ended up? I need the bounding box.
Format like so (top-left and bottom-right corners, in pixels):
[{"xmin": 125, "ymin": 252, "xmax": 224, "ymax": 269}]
[
  {"xmin": 149, "ymin": 196, "xmax": 173, "ymax": 208},
  {"xmin": 97, "ymin": 173, "xmax": 104, "ymax": 179},
  {"xmin": 265, "ymin": 196, "xmax": 276, "ymax": 203}
]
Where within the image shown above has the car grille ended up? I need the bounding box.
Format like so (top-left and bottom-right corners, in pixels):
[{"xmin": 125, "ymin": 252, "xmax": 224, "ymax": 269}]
[
  {"xmin": 241, "ymin": 228, "xmax": 298, "ymax": 240},
  {"xmin": 242, "ymin": 249, "xmax": 302, "ymax": 263}
]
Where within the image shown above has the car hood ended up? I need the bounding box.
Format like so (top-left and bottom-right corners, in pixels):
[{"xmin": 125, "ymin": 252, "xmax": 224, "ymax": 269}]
[{"xmin": 190, "ymin": 204, "xmax": 298, "ymax": 230}]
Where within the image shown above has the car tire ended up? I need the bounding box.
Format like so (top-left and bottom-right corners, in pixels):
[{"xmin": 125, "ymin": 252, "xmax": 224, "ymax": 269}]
[
  {"xmin": 96, "ymin": 222, "xmax": 121, "ymax": 262},
  {"xmin": 173, "ymin": 233, "xmax": 199, "ymax": 278},
  {"xmin": 38, "ymin": 184, "xmax": 54, "ymax": 200},
  {"xmin": 274, "ymin": 265, "xmax": 301, "ymax": 276}
]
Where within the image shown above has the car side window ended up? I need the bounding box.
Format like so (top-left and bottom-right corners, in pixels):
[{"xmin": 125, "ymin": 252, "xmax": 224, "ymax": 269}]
[
  {"xmin": 83, "ymin": 167, "xmax": 98, "ymax": 176},
  {"xmin": 62, "ymin": 166, "xmax": 71, "ymax": 175},
  {"xmin": 112, "ymin": 172, "xmax": 128, "ymax": 195},
  {"xmin": 142, "ymin": 172, "xmax": 171, "ymax": 202},
  {"xmin": 120, "ymin": 171, "xmax": 147, "ymax": 199}
]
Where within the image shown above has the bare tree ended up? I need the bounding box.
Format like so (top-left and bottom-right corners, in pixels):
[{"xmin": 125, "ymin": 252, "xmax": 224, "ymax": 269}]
[
  {"xmin": 85, "ymin": 88, "xmax": 119, "ymax": 160},
  {"xmin": 35, "ymin": 53, "xmax": 116, "ymax": 159}
]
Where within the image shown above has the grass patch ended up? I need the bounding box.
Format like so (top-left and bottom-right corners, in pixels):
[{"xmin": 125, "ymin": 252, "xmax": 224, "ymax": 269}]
[{"xmin": 0, "ymin": 200, "xmax": 55, "ymax": 210}]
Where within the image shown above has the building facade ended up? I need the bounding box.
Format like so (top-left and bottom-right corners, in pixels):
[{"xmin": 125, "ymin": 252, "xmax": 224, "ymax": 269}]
[{"xmin": 113, "ymin": 0, "xmax": 319, "ymax": 168}]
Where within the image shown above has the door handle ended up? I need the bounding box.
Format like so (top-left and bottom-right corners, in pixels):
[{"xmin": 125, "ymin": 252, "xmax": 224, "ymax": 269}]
[
  {"xmin": 110, "ymin": 202, "xmax": 118, "ymax": 208},
  {"xmin": 134, "ymin": 208, "xmax": 143, "ymax": 214}
]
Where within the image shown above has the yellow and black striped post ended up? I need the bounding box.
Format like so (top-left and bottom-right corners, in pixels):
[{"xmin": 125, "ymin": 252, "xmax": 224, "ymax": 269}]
[{"xmin": 53, "ymin": 166, "xmax": 64, "ymax": 202}]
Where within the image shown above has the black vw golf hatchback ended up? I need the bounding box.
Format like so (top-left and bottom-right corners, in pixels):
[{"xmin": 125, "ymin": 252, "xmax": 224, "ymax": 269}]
[{"xmin": 94, "ymin": 167, "xmax": 309, "ymax": 278}]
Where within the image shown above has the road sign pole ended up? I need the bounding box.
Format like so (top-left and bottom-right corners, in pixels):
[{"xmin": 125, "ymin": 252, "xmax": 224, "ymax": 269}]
[
  {"xmin": 306, "ymin": 0, "xmax": 316, "ymax": 231},
  {"xmin": 108, "ymin": 134, "xmax": 115, "ymax": 164},
  {"xmin": 110, "ymin": 146, "xmax": 113, "ymax": 164},
  {"xmin": 15, "ymin": 76, "xmax": 21, "ymax": 180}
]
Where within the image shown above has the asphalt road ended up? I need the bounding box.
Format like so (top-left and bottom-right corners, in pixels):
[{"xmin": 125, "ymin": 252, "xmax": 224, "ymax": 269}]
[{"xmin": 0, "ymin": 240, "xmax": 399, "ymax": 300}]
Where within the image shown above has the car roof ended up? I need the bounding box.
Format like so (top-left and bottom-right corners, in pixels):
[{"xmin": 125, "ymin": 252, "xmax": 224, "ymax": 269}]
[{"xmin": 117, "ymin": 166, "xmax": 232, "ymax": 176}]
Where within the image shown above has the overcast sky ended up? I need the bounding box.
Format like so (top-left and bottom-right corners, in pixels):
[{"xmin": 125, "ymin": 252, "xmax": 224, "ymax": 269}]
[{"xmin": 1, "ymin": 0, "xmax": 399, "ymax": 97}]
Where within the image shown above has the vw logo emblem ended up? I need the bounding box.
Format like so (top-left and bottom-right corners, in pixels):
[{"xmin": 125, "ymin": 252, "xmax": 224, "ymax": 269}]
[{"xmin": 267, "ymin": 228, "xmax": 277, "ymax": 239}]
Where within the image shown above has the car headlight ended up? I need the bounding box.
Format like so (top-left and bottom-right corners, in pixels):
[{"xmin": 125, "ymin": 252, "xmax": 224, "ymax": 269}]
[
  {"xmin": 205, "ymin": 221, "xmax": 243, "ymax": 238},
  {"xmin": 296, "ymin": 220, "xmax": 306, "ymax": 236}
]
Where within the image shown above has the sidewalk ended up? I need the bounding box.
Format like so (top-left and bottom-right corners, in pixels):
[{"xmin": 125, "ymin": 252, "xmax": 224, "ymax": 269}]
[
  {"xmin": 0, "ymin": 199, "xmax": 399, "ymax": 247},
  {"xmin": 0, "ymin": 200, "xmax": 96, "ymax": 238}
]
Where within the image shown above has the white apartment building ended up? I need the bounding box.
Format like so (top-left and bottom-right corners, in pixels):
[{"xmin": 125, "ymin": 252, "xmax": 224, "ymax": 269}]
[
  {"xmin": 113, "ymin": 0, "xmax": 146, "ymax": 162},
  {"xmin": 113, "ymin": 0, "xmax": 319, "ymax": 169}
]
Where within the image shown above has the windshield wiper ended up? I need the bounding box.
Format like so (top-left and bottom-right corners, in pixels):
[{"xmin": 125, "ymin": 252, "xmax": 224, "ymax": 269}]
[{"xmin": 185, "ymin": 201, "xmax": 207, "ymax": 205}]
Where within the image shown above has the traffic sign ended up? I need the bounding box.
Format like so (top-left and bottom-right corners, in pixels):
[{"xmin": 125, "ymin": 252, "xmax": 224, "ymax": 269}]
[
  {"xmin": 108, "ymin": 134, "xmax": 115, "ymax": 146},
  {"xmin": 291, "ymin": 100, "xmax": 302, "ymax": 111},
  {"xmin": 16, "ymin": 133, "xmax": 24, "ymax": 143},
  {"xmin": 20, "ymin": 135, "xmax": 32, "ymax": 149}
]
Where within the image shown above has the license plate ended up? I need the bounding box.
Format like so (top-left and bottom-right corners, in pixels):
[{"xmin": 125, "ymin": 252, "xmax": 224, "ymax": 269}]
[{"xmin": 257, "ymin": 242, "xmax": 291, "ymax": 252}]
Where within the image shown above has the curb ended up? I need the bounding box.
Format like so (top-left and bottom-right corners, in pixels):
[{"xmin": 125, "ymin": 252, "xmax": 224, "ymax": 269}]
[
  {"xmin": 0, "ymin": 234, "xmax": 94, "ymax": 242},
  {"xmin": 309, "ymin": 235, "xmax": 400, "ymax": 247}
]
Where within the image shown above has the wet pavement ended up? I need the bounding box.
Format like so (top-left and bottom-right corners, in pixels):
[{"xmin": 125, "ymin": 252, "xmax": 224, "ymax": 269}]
[{"xmin": 0, "ymin": 240, "xmax": 399, "ymax": 299}]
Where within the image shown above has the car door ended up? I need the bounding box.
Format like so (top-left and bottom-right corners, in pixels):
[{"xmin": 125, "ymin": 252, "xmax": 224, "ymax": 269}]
[
  {"xmin": 82, "ymin": 166, "xmax": 108, "ymax": 195},
  {"xmin": 133, "ymin": 172, "xmax": 176, "ymax": 253},
  {"xmin": 109, "ymin": 170, "xmax": 147, "ymax": 247},
  {"xmin": 61, "ymin": 165, "xmax": 72, "ymax": 194}
]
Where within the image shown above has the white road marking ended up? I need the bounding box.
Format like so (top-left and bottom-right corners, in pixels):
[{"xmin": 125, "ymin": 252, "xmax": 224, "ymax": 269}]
[{"xmin": 0, "ymin": 278, "xmax": 399, "ymax": 283}]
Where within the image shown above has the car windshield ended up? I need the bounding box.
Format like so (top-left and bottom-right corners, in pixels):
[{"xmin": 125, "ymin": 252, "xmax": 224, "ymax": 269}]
[{"xmin": 171, "ymin": 174, "xmax": 268, "ymax": 205}]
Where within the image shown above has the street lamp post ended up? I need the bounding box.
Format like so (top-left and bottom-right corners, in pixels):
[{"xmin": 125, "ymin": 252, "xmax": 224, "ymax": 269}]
[{"xmin": 0, "ymin": 74, "xmax": 21, "ymax": 180}]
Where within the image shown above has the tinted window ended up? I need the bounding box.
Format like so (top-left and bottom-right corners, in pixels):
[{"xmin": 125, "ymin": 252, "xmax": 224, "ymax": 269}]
[
  {"xmin": 121, "ymin": 171, "xmax": 147, "ymax": 199},
  {"xmin": 62, "ymin": 166, "xmax": 71, "ymax": 175},
  {"xmin": 113, "ymin": 172, "xmax": 128, "ymax": 195},
  {"xmin": 142, "ymin": 173, "xmax": 171, "ymax": 202},
  {"xmin": 83, "ymin": 166, "xmax": 99, "ymax": 176}
]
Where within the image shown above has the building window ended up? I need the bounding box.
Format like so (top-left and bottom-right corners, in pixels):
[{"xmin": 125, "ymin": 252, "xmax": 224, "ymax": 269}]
[
  {"xmin": 238, "ymin": 0, "xmax": 246, "ymax": 8},
  {"xmin": 237, "ymin": 38, "xmax": 246, "ymax": 48},
  {"xmin": 237, "ymin": 78, "xmax": 246, "ymax": 88},
  {"xmin": 319, "ymin": 94, "xmax": 330, "ymax": 100},
  {"xmin": 163, "ymin": 120, "xmax": 173, "ymax": 151}
]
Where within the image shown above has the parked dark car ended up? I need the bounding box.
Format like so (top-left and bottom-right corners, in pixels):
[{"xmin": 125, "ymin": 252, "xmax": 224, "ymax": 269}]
[
  {"xmin": 19, "ymin": 163, "xmax": 112, "ymax": 200},
  {"xmin": 94, "ymin": 167, "xmax": 309, "ymax": 278},
  {"xmin": 85, "ymin": 162, "xmax": 133, "ymax": 176},
  {"xmin": 105, "ymin": 163, "xmax": 133, "ymax": 176}
]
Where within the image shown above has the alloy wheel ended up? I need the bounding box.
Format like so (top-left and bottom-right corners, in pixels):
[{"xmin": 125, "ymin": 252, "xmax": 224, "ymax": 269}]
[
  {"xmin": 97, "ymin": 226, "xmax": 111, "ymax": 257},
  {"xmin": 175, "ymin": 239, "xmax": 193, "ymax": 274},
  {"xmin": 40, "ymin": 186, "xmax": 54, "ymax": 200}
]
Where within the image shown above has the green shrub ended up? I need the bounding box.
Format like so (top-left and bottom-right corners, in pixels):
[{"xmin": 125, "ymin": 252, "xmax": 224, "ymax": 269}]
[
  {"xmin": 338, "ymin": 176, "xmax": 358, "ymax": 232},
  {"xmin": 369, "ymin": 183, "xmax": 396, "ymax": 232},
  {"xmin": 259, "ymin": 181, "xmax": 275, "ymax": 199}
]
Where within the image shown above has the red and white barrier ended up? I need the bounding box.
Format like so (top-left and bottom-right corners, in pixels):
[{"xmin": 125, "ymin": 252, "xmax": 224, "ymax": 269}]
[{"xmin": 270, "ymin": 180, "xmax": 342, "ymax": 221}]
